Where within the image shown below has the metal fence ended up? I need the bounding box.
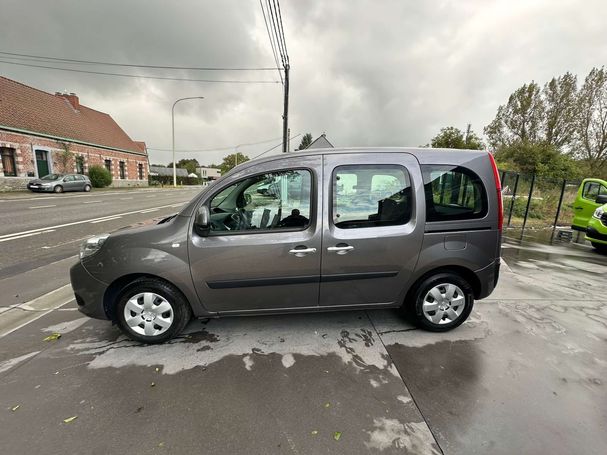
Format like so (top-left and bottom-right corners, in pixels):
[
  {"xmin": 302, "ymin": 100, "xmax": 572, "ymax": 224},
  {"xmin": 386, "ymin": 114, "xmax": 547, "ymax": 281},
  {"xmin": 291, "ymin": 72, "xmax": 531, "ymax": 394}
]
[{"xmin": 499, "ymin": 170, "xmax": 582, "ymax": 237}]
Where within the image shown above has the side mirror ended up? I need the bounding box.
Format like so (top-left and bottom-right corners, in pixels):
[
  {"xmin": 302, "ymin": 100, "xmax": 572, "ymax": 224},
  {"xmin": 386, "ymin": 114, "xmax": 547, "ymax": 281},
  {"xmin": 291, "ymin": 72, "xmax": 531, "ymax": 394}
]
[
  {"xmin": 596, "ymin": 194, "xmax": 607, "ymax": 204},
  {"xmin": 194, "ymin": 205, "xmax": 210, "ymax": 235}
]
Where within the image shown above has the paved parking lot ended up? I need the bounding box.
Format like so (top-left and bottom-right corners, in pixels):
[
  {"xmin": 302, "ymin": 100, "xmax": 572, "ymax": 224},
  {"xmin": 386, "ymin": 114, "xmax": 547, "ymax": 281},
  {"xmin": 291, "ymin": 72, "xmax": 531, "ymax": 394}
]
[{"xmin": 1, "ymin": 231, "xmax": 605, "ymax": 454}]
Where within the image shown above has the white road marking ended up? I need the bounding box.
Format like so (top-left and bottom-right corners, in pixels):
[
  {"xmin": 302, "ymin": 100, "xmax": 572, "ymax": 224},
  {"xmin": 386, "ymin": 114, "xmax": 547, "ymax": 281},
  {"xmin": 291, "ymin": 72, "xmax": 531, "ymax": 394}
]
[
  {"xmin": 90, "ymin": 216, "xmax": 122, "ymax": 224},
  {"xmin": 0, "ymin": 299, "xmax": 75, "ymax": 339},
  {"xmin": 41, "ymin": 236, "xmax": 91, "ymax": 249},
  {"xmin": 28, "ymin": 205, "xmax": 57, "ymax": 209},
  {"xmin": 82, "ymin": 200, "xmax": 102, "ymax": 204},
  {"xmin": 139, "ymin": 208, "xmax": 159, "ymax": 213},
  {"xmin": 120, "ymin": 197, "xmax": 133, "ymax": 200},
  {"xmin": 0, "ymin": 202, "xmax": 182, "ymax": 240},
  {"xmin": 0, "ymin": 229, "xmax": 55, "ymax": 243}
]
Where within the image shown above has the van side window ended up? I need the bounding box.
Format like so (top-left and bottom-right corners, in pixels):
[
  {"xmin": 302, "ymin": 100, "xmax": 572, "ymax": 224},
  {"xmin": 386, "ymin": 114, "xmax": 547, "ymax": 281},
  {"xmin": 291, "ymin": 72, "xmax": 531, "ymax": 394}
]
[
  {"xmin": 208, "ymin": 169, "xmax": 312, "ymax": 233},
  {"xmin": 582, "ymin": 182, "xmax": 607, "ymax": 200},
  {"xmin": 332, "ymin": 165, "xmax": 412, "ymax": 229},
  {"xmin": 422, "ymin": 165, "xmax": 487, "ymax": 222}
]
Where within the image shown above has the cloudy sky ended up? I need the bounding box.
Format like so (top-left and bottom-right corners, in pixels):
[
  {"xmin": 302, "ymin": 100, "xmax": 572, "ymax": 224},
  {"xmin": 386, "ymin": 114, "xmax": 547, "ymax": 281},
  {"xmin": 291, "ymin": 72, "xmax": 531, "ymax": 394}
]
[{"xmin": 1, "ymin": 0, "xmax": 606, "ymax": 165}]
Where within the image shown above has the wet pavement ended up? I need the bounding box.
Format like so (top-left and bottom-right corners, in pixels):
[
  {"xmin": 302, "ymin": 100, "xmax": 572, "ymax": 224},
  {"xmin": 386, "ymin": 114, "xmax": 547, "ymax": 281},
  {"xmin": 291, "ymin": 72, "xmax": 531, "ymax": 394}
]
[{"xmin": 1, "ymin": 235, "xmax": 606, "ymax": 454}]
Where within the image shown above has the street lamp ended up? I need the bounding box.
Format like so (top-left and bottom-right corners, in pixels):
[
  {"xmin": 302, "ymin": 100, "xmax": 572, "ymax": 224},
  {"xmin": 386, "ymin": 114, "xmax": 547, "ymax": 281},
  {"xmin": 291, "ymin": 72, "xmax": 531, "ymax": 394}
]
[{"xmin": 172, "ymin": 96, "xmax": 204, "ymax": 187}]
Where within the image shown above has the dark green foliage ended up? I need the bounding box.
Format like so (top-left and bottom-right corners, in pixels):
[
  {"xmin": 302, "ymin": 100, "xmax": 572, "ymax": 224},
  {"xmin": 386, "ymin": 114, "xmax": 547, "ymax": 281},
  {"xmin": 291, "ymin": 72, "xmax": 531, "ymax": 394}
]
[
  {"xmin": 430, "ymin": 124, "xmax": 484, "ymax": 150},
  {"xmin": 297, "ymin": 133, "xmax": 313, "ymax": 150},
  {"xmin": 219, "ymin": 153, "xmax": 249, "ymax": 174},
  {"xmin": 88, "ymin": 165, "xmax": 112, "ymax": 188}
]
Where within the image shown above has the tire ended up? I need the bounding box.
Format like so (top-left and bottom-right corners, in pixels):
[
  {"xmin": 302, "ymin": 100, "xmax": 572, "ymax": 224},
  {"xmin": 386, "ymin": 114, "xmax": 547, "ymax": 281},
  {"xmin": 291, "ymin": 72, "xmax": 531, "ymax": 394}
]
[
  {"xmin": 83, "ymin": 184, "xmax": 91, "ymax": 192},
  {"xmin": 409, "ymin": 272, "xmax": 474, "ymax": 332},
  {"xmin": 591, "ymin": 242, "xmax": 607, "ymax": 254},
  {"xmin": 53, "ymin": 185, "xmax": 64, "ymax": 193},
  {"xmin": 116, "ymin": 278, "xmax": 192, "ymax": 343}
]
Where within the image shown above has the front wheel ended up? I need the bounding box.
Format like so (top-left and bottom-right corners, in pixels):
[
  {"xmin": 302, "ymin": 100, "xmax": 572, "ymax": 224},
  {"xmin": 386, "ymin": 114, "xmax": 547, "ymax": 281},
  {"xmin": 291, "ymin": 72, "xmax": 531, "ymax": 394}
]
[
  {"xmin": 591, "ymin": 242, "xmax": 607, "ymax": 254},
  {"xmin": 53, "ymin": 185, "xmax": 63, "ymax": 193},
  {"xmin": 410, "ymin": 273, "xmax": 474, "ymax": 332},
  {"xmin": 83, "ymin": 184, "xmax": 91, "ymax": 192},
  {"xmin": 116, "ymin": 278, "xmax": 192, "ymax": 343}
]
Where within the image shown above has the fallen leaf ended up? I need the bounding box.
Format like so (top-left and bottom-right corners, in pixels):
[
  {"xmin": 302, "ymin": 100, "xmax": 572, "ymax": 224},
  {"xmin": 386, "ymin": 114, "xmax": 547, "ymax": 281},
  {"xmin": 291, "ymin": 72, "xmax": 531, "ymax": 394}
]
[
  {"xmin": 44, "ymin": 333, "xmax": 61, "ymax": 341},
  {"xmin": 155, "ymin": 367, "xmax": 160, "ymax": 372},
  {"xmin": 158, "ymin": 442, "xmax": 164, "ymax": 447},
  {"xmin": 311, "ymin": 430, "xmax": 318, "ymax": 435},
  {"xmin": 150, "ymin": 382, "xmax": 156, "ymax": 387},
  {"xmin": 11, "ymin": 405, "xmax": 20, "ymax": 412},
  {"xmin": 324, "ymin": 402, "xmax": 330, "ymax": 408},
  {"xmin": 63, "ymin": 416, "xmax": 78, "ymax": 423},
  {"xmin": 333, "ymin": 431, "xmax": 342, "ymax": 441}
]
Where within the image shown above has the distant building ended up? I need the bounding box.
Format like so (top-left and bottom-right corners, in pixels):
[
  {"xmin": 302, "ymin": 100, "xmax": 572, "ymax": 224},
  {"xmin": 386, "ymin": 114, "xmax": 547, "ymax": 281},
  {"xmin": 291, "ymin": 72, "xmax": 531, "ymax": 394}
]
[
  {"xmin": 149, "ymin": 165, "xmax": 189, "ymax": 177},
  {"xmin": 0, "ymin": 76, "xmax": 149, "ymax": 191},
  {"xmin": 196, "ymin": 166, "xmax": 221, "ymax": 181},
  {"xmin": 305, "ymin": 133, "xmax": 334, "ymax": 149}
]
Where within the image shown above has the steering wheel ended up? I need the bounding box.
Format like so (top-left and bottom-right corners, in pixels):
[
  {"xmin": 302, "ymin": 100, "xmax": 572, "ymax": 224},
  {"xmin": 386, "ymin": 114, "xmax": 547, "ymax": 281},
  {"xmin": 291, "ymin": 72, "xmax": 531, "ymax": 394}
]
[{"xmin": 229, "ymin": 209, "xmax": 249, "ymax": 230}]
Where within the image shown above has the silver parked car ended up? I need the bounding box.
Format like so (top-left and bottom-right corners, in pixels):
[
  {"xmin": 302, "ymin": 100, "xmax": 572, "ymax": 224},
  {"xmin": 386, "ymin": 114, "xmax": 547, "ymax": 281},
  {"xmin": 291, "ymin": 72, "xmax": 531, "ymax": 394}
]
[
  {"xmin": 27, "ymin": 173, "xmax": 92, "ymax": 193},
  {"xmin": 71, "ymin": 148, "xmax": 503, "ymax": 343}
]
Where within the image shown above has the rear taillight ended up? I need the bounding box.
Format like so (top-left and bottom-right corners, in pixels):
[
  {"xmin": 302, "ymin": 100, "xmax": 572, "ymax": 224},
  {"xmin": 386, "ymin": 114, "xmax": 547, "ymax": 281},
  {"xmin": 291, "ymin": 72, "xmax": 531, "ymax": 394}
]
[{"xmin": 488, "ymin": 152, "xmax": 503, "ymax": 231}]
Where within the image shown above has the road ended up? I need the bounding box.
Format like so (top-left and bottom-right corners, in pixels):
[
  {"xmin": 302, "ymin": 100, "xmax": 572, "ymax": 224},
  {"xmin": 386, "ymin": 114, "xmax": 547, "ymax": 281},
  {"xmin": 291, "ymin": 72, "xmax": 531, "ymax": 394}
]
[
  {"xmin": 1, "ymin": 190, "xmax": 606, "ymax": 454},
  {"xmin": 0, "ymin": 187, "xmax": 201, "ymax": 306}
]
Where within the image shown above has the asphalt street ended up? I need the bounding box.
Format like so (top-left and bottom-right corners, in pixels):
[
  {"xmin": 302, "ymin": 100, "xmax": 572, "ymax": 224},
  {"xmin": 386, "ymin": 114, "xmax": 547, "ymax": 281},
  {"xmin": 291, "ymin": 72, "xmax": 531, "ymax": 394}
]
[
  {"xmin": 0, "ymin": 225, "xmax": 606, "ymax": 454},
  {"xmin": 0, "ymin": 187, "xmax": 201, "ymax": 305}
]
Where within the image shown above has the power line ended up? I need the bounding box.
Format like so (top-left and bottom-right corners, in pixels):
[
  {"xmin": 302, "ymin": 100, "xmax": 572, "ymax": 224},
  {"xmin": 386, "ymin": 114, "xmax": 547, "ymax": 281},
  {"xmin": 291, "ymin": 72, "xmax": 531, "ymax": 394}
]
[
  {"xmin": 148, "ymin": 135, "xmax": 285, "ymax": 153},
  {"xmin": 274, "ymin": 0, "xmax": 290, "ymax": 64},
  {"xmin": 259, "ymin": 0, "xmax": 283, "ymax": 85},
  {"xmin": 251, "ymin": 133, "xmax": 301, "ymax": 159},
  {"xmin": 0, "ymin": 51, "xmax": 279, "ymax": 71},
  {"xmin": 0, "ymin": 59, "xmax": 281, "ymax": 84},
  {"xmin": 267, "ymin": 0, "xmax": 286, "ymax": 66}
]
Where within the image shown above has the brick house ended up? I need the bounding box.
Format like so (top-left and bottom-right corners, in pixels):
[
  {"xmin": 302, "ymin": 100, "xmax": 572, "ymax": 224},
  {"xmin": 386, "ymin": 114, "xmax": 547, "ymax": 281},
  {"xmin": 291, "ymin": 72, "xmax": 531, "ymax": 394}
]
[{"xmin": 0, "ymin": 76, "xmax": 149, "ymax": 191}]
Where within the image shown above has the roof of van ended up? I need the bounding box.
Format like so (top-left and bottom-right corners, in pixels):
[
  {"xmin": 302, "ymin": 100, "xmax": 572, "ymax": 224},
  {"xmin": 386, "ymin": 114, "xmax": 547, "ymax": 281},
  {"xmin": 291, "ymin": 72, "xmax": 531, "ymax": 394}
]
[{"xmin": 248, "ymin": 146, "xmax": 489, "ymax": 167}]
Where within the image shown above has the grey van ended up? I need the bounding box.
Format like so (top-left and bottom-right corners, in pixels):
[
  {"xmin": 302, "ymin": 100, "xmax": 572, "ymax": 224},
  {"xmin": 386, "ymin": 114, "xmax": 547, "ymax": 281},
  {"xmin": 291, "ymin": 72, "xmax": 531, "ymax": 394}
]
[{"xmin": 70, "ymin": 148, "xmax": 503, "ymax": 343}]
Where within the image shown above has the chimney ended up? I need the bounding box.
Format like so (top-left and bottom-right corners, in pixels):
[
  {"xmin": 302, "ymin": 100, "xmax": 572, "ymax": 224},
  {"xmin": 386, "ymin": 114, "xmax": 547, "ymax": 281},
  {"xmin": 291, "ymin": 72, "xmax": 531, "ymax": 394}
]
[{"xmin": 56, "ymin": 91, "xmax": 80, "ymax": 110}]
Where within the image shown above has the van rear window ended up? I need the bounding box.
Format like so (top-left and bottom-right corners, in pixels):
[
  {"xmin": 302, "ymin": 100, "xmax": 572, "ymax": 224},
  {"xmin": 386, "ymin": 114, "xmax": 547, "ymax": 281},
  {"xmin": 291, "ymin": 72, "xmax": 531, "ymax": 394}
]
[{"xmin": 421, "ymin": 165, "xmax": 487, "ymax": 222}]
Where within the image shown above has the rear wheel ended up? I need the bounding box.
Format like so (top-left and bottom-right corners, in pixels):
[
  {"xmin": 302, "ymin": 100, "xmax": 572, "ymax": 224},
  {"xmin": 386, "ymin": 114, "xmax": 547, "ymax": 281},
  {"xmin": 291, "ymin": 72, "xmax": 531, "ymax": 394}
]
[
  {"xmin": 53, "ymin": 185, "xmax": 63, "ymax": 193},
  {"xmin": 409, "ymin": 272, "xmax": 474, "ymax": 332},
  {"xmin": 83, "ymin": 184, "xmax": 91, "ymax": 192},
  {"xmin": 116, "ymin": 278, "xmax": 192, "ymax": 343}
]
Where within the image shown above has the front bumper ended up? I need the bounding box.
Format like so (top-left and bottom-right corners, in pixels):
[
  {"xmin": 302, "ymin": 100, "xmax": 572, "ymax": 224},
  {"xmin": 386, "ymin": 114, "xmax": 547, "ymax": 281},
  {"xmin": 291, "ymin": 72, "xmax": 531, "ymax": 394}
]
[
  {"xmin": 70, "ymin": 261, "xmax": 110, "ymax": 320},
  {"xmin": 27, "ymin": 185, "xmax": 54, "ymax": 192},
  {"xmin": 474, "ymin": 258, "xmax": 500, "ymax": 300}
]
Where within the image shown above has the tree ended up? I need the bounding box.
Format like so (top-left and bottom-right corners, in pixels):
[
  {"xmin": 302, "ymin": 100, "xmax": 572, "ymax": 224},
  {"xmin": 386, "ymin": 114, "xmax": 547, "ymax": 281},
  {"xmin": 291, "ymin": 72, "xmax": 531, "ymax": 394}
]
[
  {"xmin": 430, "ymin": 124, "xmax": 484, "ymax": 149},
  {"xmin": 296, "ymin": 133, "xmax": 313, "ymax": 150},
  {"xmin": 484, "ymin": 82, "xmax": 544, "ymax": 149},
  {"xmin": 543, "ymin": 72, "xmax": 578, "ymax": 147},
  {"xmin": 494, "ymin": 140, "xmax": 582, "ymax": 180},
  {"xmin": 219, "ymin": 152, "xmax": 249, "ymax": 174},
  {"xmin": 575, "ymin": 66, "xmax": 607, "ymax": 171},
  {"xmin": 167, "ymin": 158, "xmax": 200, "ymax": 175}
]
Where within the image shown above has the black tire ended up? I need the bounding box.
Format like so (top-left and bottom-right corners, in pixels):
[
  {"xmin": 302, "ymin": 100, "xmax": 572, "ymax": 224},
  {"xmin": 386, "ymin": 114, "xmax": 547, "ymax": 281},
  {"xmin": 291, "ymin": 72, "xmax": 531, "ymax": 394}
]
[
  {"xmin": 116, "ymin": 278, "xmax": 192, "ymax": 344},
  {"xmin": 83, "ymin": 184, "xmax": 91, "ymax": 192},
  {"xmin": 54, "ymin": 185, "xmax": 63, "ymax": 193},
  {"xmin": 591, "ymin": 242, "xmax": 607, "ymax": 254},
  {"xmin": 409, "ymin": 272, "xmax": 474, "ymax": 332}
]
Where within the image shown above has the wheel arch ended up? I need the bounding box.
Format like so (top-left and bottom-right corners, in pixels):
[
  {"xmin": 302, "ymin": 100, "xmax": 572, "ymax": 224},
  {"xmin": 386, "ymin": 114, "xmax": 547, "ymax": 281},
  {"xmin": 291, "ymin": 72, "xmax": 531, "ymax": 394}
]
[
  {"xmin": 403, "ymin": 265, "xmax": 481, "ymax": 309},
  {"xmin": 103, "ymin": 273, "xmax": 193, "ymax": 321}
]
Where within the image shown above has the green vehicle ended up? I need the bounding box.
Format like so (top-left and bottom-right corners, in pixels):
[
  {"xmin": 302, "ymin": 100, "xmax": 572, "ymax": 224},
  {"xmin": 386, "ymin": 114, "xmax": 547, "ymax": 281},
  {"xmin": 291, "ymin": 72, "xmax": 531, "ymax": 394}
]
[{"xmin": 572, "ymin": 178, "xmax": 607, "ymax": 252}]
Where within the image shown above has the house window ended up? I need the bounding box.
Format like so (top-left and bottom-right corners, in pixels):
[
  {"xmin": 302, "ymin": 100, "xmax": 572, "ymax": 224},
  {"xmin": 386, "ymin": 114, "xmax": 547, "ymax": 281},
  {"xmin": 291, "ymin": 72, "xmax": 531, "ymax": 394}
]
[
  {"xmin": 1, "ymin": 147, "xmax": 17, "ymax": 177},
  {"xmin": 76, "ymin": 155, "xmax": 85, "ymax": 174},
  {"xmin": 138, "ymin": 163, "xmax": 144, "ymax": 180},
  {"xmin": 119, "ymin": 161, "xmax": 126, "ymax": 179},
  {"xmin": 104, "ymin": 159, "xmax": 112, "ymax": 173}
]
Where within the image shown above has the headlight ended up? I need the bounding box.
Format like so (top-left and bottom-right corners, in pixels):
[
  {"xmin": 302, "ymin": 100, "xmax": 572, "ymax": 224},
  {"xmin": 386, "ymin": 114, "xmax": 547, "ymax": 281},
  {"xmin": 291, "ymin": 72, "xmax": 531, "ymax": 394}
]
[
  {"xmin": 80, "ymin": 234, "xmax": 110, "ymax": 259},
  {"xmin": 41, "ymin": 183, "xmax": 51, "ymax": 187},
  {"xmin": 593, "ymin": 207, "xmax": 604, "ymax": 219}
]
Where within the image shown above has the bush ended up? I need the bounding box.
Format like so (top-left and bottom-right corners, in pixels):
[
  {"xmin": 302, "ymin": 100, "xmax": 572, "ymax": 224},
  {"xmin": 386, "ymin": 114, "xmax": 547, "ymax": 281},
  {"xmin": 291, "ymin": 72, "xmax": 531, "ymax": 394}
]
[{"xmin": 88, "ymin": 165, "xmax": 112, "ymax": 188}]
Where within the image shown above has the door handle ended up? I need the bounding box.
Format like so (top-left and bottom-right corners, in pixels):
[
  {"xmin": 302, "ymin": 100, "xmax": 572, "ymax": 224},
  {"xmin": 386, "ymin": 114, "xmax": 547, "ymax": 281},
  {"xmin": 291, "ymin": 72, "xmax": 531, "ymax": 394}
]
[
  {"xmin": 288, "ymin": 247, "xmax": 317, "ymax": 257},
  {"xmin": 327, "ymin": 245, "xmax": 354, "ymax": 255}
]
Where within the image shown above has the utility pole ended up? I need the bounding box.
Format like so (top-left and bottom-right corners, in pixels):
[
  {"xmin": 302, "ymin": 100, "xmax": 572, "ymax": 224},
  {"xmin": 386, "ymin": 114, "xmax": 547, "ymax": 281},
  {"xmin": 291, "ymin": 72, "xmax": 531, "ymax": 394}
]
[
  {"xmin": 282, "ymin": 64, "xmax": 290, "ymax": 153},
  {"xmin": 287, "ymin": 128, "xmax": 291, "ymax": 153}
]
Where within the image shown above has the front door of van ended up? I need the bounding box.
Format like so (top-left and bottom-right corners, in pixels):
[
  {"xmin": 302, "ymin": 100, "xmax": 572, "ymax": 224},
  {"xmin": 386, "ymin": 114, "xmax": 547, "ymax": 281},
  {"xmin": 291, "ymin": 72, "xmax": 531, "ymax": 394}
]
[
  {"xmin": 319, "ymin": 153, "xmax": 424, "ymax": 307},
  {"xmin": 188, "ymin": 155, "xmax": 322, "ymax": 313}
]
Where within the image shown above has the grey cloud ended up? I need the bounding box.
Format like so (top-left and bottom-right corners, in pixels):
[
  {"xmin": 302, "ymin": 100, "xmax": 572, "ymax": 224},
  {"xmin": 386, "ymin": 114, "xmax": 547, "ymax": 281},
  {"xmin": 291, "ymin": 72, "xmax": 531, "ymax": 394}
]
[{"xmin": 1, "ymin": 0, "xmax": 606, "ymax": 165}]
